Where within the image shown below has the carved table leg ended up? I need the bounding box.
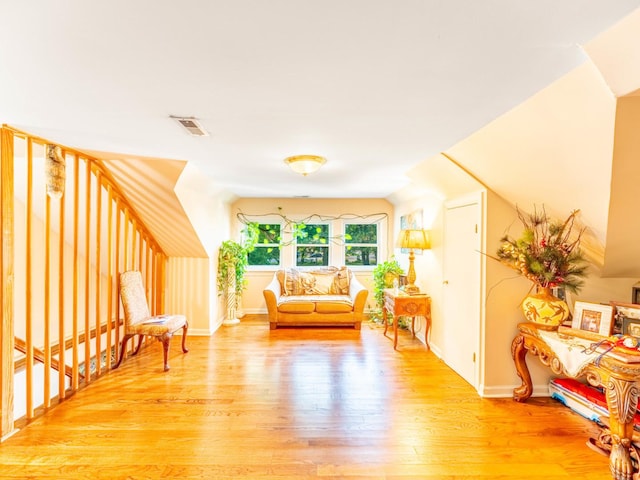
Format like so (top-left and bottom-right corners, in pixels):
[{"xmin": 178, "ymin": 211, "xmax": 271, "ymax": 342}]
[
  {"xmin": 393, "ymin": 313, "xmax": 399, "ymax": 350},
  {"xmin": 383, "ymin": 306, "xmax": 389, "ymax": 337},
  {"xmin": 425, "ymin": 313, "xmax": 431, "ymax": 351},
  {"xmin": 511, "ymin": 333, "xmax": 533, "ymax": 402},
  {"xmin": 604, "ymin": 377, "xmax": 640, "ymax": 480}
]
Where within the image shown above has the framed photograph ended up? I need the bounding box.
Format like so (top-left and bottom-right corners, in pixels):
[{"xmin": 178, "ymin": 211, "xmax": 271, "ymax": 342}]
[
  {"xmin": 632, "ymin": 283, "xmax": 640, "ymax": 304},
  {"xmin": 571, "ymin": 301, "xmax": 614, "ymax": 336},
  {"xmin": 610, "ymin": 301, "xmax": 640, "ymax": 336},
  {"xmin": 551, "ymin": 286, "xmax": 566, "ymax": 302},
  {"xmin": 399, "ymin": 209, "xmax": 423, "ymax": 254},
  {"xmin": 623, "ymin": 318, "xmax": 640, "ymax": 338}
]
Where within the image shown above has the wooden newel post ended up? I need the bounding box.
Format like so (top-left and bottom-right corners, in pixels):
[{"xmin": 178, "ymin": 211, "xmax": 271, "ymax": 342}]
[{"xmin": 0, "ymin": 127, "xmax": 15, "ymax": 440}]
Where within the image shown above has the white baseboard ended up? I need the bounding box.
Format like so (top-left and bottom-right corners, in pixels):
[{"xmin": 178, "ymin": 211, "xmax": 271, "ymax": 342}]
[
  {"xmin": 187, "ymin": 328, "xmax": 216, "ymax": 336},
  {"xmin": 242, "ymin": 308, "xmax": 268, "ymax": 315},
  {"xmin": 429, "ymin": 344, "xmax": 443, "ymax": 359},
  {"xmin": 1, "ymin": 428, "xmax": 19, "ymax": 443},
  {"xmin": 479, "ymin": 383, "xmax": 550, "ymax": 398}
]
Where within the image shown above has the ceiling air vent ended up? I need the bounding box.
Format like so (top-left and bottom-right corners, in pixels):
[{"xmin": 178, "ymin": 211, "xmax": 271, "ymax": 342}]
[{"xmin": 170, "ymin": 115, "xmax": 209, "ymax": 137}]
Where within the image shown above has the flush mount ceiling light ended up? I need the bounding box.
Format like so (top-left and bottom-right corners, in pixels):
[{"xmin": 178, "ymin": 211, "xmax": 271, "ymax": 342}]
[
  {"xmin": 284, "ymin": 155, "xmax": 326, "ymax": 176},
  {"xmin": 170, "ymin": 115, "xmax": 209, "ymax": 136}
]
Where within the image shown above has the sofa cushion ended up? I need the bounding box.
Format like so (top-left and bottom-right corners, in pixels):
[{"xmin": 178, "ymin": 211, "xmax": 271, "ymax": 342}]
[
  {"xmin": 277, "ymin": 294, "xmax": 353, "ymax": 314},
  {"xmin": 277, "ymin": 296, "xmax": 316, "ymax": 313},
  {"xmin": 277, "ymin": 266, "xmax": 351, "ymax": 296},
  {"xmin": 304, "ymin": 270, "xmax": 335, "ymax": 294},
  {"xmin": 332, "ymin": 266, "xmax": 350, "ymax": 294},
  {"xmin": 314, "ymin": 296, "xmax": 353, "ymax": 313},
  {"xmin": 277, "ymin": 294, "xmax": 355, "ymax": 313},
  {"xmin": 282, "ymin": 268, "xmax": 303, "ymax": 295}
]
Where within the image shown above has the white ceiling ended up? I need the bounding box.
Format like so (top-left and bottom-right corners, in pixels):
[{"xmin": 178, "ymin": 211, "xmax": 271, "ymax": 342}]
[{"xmin": 2, "ymin": 1, "xmax": 640, "ymax": 199}]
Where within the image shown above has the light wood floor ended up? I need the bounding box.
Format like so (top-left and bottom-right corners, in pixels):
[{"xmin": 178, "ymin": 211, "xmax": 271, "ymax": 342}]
[{"xmin": 0, "ymin": 315, "xmax": 610, "ymax": 479}]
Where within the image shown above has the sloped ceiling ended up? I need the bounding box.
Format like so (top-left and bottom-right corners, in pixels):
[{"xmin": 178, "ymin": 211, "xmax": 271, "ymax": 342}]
[
  {"xmin": 602, "ymin": 95, "xmax": 640, "ymax": 276},
  {"xmin": 445, "ymin": 60, "xmax": 616, "ymax": 247},
  {"xmin": 410, "ymin": 8, "xmax": 640, "ymax": 276},
  {"xmin": 88, "ymin": 151, "xmax": 208, "ymax": 258},
  {"xmin": 1, "ymin": 1, "xmax": 640, "ymax": 199},
  {"xmin": 3, "ymin": 4, "xmax": 640, "ymax": 264}
]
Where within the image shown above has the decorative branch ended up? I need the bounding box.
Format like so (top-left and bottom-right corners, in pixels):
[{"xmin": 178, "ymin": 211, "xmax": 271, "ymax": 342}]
[{"xmin": 236, "ymin": 209, "xmax": 389, "ymax": 247}]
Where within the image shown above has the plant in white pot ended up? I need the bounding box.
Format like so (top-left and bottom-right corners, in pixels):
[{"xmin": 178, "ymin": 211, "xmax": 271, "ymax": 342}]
[{"xmin": 217, "ymin": 227, "xmax": 258, "ymax": 325}]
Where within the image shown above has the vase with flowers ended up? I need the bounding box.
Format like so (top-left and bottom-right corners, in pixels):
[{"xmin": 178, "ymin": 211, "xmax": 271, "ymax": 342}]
[{"xmin": 496, "ymin": 206, "xmax": 589, "ymax": 329}]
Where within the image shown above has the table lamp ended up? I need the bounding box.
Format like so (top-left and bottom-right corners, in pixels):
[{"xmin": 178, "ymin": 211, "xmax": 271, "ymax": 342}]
[{"xmin": 397, "ymin": 229, "xmax": 431, "ymax": 294}]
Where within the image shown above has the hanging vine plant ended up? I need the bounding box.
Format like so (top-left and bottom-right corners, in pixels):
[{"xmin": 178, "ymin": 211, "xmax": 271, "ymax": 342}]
[
  {"xmin": 236, "ymin": 208, "xmax": 389, "ymax": 247},
  {"xmin": 217, "ymin": 225, "xmax": 258, "ymax": 300}
]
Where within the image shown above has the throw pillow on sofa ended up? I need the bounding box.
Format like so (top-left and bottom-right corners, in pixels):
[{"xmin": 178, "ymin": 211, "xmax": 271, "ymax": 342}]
[{"xmin": 277, "ymin": 266, "xmax": 351, "ymax": 296}]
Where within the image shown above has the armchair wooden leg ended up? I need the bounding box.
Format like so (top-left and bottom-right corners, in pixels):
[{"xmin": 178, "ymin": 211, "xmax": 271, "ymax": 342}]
[
  {"xmin": 132, "ymin": 334, "xmax": 144, "ymax": 355},
  {"xmin": 113, "ymin": 334, "xmax": 133, "ymax": 369},
  {"xmin": 162, "ymin": 335, "xmax": 171, "ymax": 372},
  {"xmin": 181, "ymin": 322, "xmax": 189, "ymax": 353}
]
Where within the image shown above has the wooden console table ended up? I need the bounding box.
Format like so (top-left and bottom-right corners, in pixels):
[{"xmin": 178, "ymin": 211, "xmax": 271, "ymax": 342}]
[
  {"xmin": 512, "ymin": 322, "xmax": 640, "ymax": 480},
  {"xmin": 382, "ymin": 289, "xmax": 431, "ymax": 350}
]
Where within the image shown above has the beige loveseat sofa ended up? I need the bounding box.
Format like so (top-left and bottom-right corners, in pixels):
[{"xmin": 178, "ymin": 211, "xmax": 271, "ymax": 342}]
[{"xmin": 263, "ymin": 266, "xmax": 368, "ymax": 330}]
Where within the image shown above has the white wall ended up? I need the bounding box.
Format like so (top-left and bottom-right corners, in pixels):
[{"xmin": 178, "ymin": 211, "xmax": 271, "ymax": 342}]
[
  {"xmin": 389, "ymin": 193, "xmax": 444, "ymax": 348},
  {"xmin": 165, "ymin": 257, "xmax": 213, "ymax": 335},
  {"xmin": 168, "ymin": 166, "xmax": 237, "ymax": 334},
  {"xmin": 390, "ymin": 153, "xmax": 639, "ymax": 398}
]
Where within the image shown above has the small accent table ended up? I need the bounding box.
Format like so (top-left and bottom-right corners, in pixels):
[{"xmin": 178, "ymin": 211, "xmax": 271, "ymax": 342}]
[
  {"xmin": 382, "ymin": 289, "xmax": 431, "ymax": 350},
  {"xmin": 512, "ymin": 322, "xmax": 640, "ymax": 480}
]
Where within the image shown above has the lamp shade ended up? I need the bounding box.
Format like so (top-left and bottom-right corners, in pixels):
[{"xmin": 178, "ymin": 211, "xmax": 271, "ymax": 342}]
[
  {"xmin": 284, "ymin": 155, "xmax": 326, "ymax": 176},
  {"xmin": 397, "ymin": 229, "xmax": 431, "ymax": 250}
]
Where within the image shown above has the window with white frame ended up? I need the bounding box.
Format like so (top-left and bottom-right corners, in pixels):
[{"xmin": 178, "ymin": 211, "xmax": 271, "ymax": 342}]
[
  {"xmin": 344, "ymin": 223, "xmax": 378, "ymax": 266},
  {"xmin": 295, "ymin": 223, "xmax": 329, "ymax": 267},
  {"xmin": 247, "ymin": 223, "xmax": 281, "ymax": 266},
  {"xmin": 238, "ymin": 212, "xmax": 387, "ymax": 269}
]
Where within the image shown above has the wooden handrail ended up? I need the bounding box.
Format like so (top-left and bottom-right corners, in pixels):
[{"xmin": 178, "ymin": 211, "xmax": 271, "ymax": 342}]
[
  {"xmin": 13, "ymin": 317, "xmax": 123, "ymax": 379},
  {"xmin": 14, "ymin": 337, "xmax": 74, "ymax": 379}
]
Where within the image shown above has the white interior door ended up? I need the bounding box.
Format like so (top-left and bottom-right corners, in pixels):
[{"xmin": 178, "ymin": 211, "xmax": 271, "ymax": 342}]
[{"xmin": 442, "ymin": 195, "xmax": 482, "ymax": 388}]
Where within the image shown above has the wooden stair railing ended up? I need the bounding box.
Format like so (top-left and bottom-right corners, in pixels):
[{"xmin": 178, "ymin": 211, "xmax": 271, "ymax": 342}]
[
  {"xmin": 14, "ymin": 337, "xmax": 74, "ymax": 379},
  {"xmin": 1, "ymin": 126, "xmax": 166, "ymax": 435},
  {"xmin": 13, "ymin": 317, "xmax": 123, "ymax": 381}
]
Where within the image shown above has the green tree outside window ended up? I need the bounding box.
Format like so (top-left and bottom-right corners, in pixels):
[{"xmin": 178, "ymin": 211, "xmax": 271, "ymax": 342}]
[
  {"xmin": 296, "ymin": 224, "xmax": 329, "ymax": 266},
  {"xmin": 247, "ymin": 223, "xmax": 281, "ymax": 266},
  {"xmin": 345, "ymin": 224, "xmax": 378, "ymax": 266}
]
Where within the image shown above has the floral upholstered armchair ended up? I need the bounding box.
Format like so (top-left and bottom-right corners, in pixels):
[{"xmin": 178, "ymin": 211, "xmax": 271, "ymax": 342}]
[{"xmin": 114, "ymin": 270, "xmax": 189, "ymax": 372}]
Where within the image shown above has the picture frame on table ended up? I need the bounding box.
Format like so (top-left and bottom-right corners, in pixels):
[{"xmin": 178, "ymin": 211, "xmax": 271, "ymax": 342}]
[
  {"xmin": 610, "ymin": 301, "xmax": 640, "ymax": 336},
  {"xmin": 632, "ymin": 283, "xmax": 640, "ymax": 304},
  {"xmin": 571, "ymin": 301, "xmax": 614, "ymax": 336},
  {"xmin": 623, "ymin": 318, "xmax": 640, "ymax": 338}
]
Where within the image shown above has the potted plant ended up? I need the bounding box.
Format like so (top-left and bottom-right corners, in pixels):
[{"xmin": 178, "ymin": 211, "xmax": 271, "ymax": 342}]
[
  {"xmin": 495, "ymin": 206, "xmax": 589, "ymax": 328},
  {"xmin": 217, "ymin": 226, "xmax": 258, "ymax": 324},
  {"xmin": 370, "ymin": 257, "xmax": 405, "ymax": 323}
]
